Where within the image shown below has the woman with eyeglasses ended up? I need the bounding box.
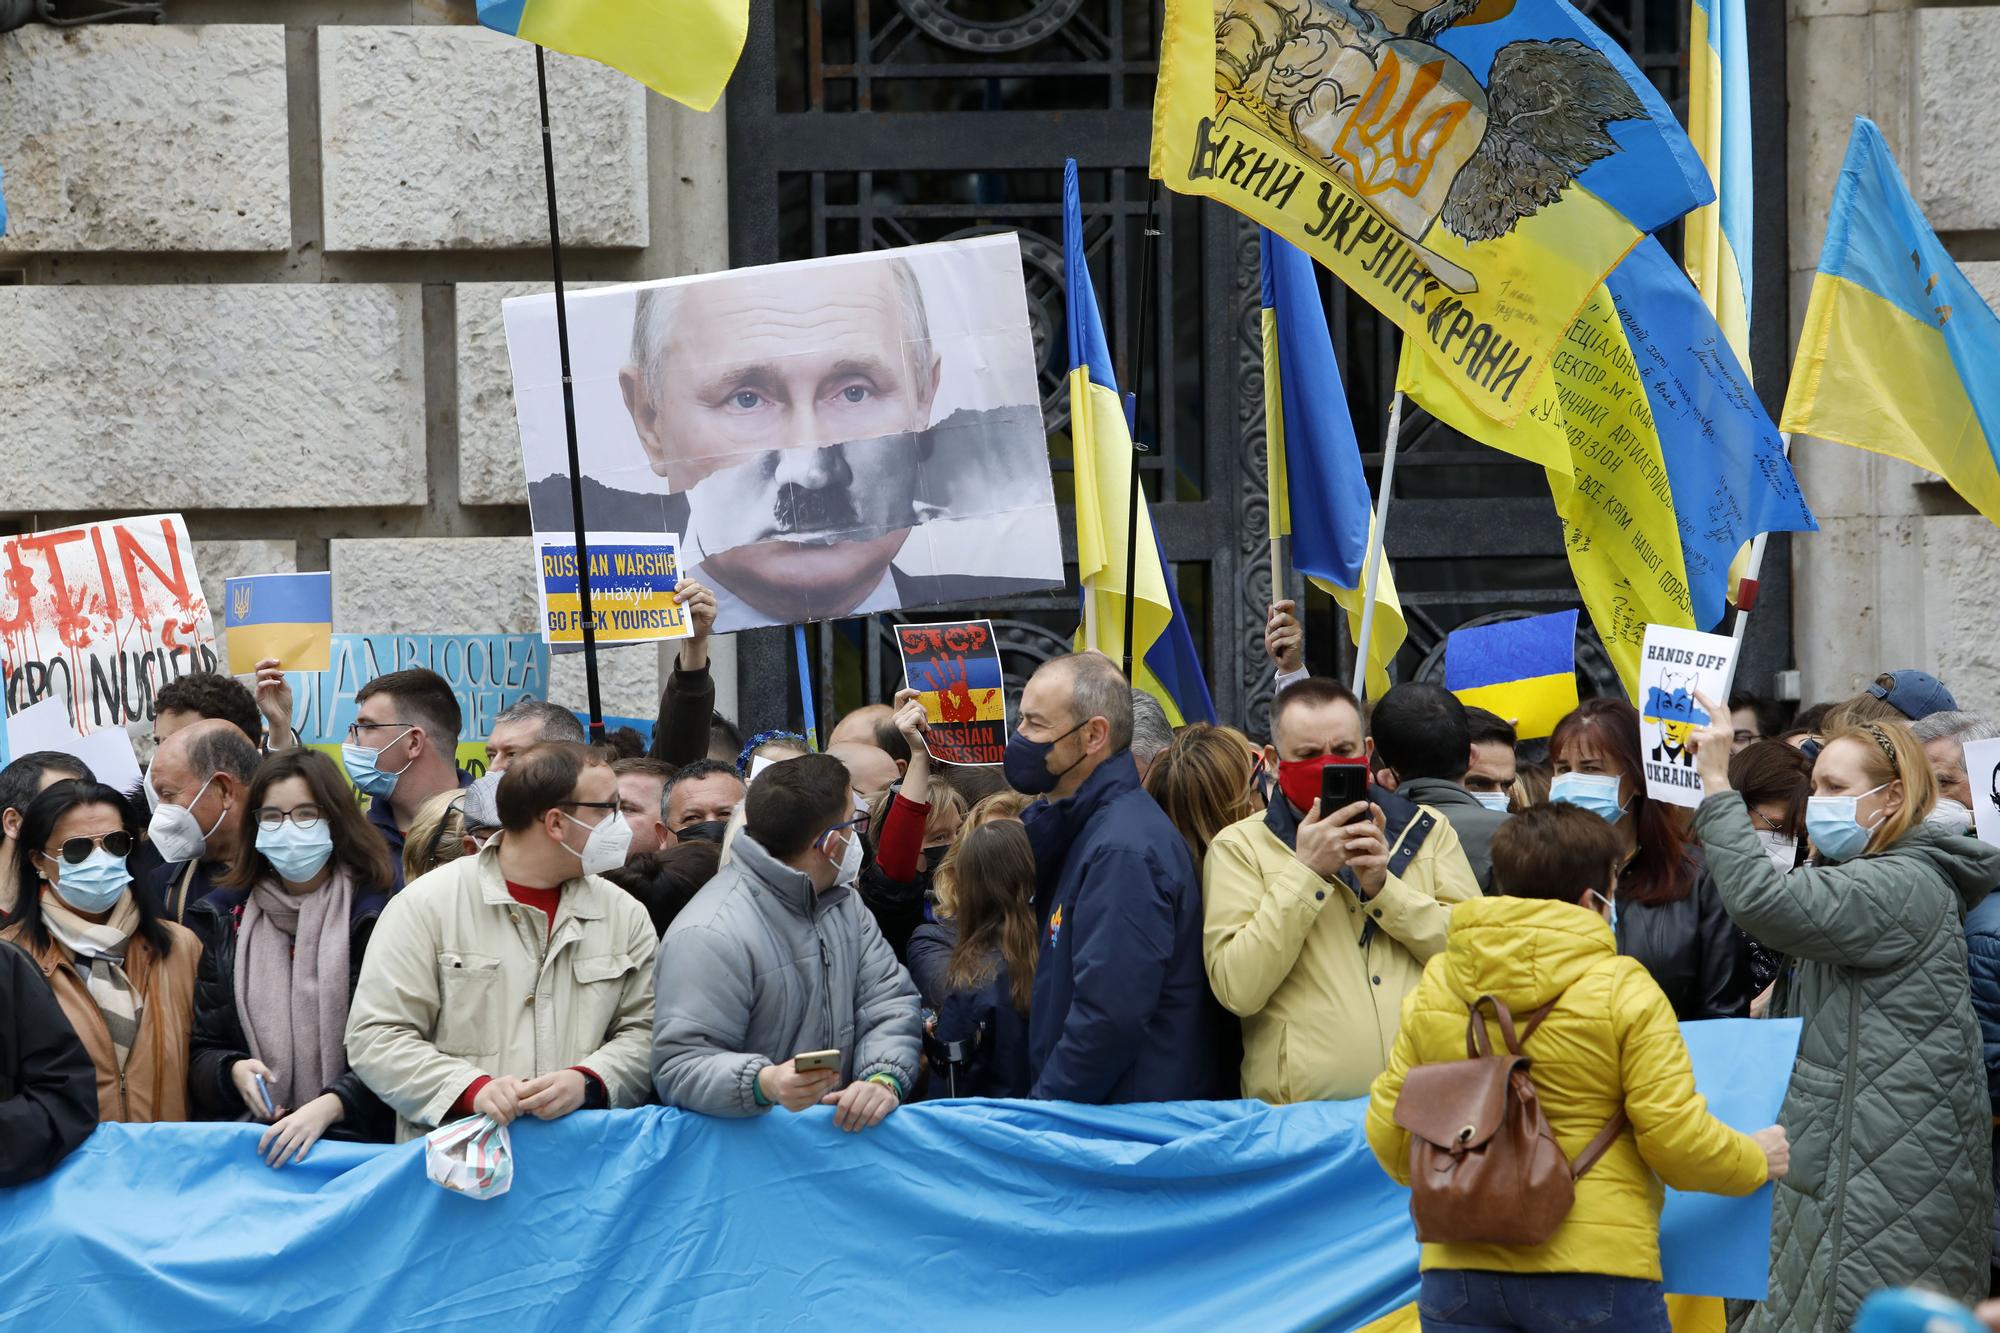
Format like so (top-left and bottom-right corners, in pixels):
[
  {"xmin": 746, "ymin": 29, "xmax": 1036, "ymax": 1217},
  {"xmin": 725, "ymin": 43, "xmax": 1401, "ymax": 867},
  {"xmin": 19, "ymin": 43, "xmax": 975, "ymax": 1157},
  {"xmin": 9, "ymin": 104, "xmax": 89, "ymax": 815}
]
[
  {"xmin": 187, "ymin": 748, "xmax": 399, "ymax": 1164},
  {"xmin": 0, "ymin": 779, "xmax": 200, "ymax": 1123}
]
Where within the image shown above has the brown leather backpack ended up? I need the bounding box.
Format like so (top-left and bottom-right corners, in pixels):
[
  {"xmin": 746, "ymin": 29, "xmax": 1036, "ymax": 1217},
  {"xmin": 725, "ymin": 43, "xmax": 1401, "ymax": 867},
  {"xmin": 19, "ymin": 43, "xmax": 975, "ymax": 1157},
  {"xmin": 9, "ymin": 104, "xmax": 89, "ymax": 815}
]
[{"xmin": 1391, "ymin": 993, "xmax": 1628, "ymax": 1247}]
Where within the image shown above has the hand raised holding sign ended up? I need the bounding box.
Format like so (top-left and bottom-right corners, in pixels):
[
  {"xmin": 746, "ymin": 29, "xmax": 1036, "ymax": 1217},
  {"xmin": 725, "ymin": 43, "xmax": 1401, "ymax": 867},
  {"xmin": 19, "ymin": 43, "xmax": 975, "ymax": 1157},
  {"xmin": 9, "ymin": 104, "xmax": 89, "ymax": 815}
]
[
  {"xmin": 1687, "ymin": 690, "xmax": 1736, "ymax": 798},
  {"xmin": 893, "ymin": 687, "xmax": 932, "ymax": 789}
]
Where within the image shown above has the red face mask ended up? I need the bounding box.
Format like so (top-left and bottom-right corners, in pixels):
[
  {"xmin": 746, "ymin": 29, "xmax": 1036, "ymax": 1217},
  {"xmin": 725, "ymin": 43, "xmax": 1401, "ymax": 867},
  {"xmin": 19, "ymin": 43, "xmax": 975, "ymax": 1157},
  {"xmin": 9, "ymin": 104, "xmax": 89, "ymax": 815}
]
[{"xmin": 1275, "ymin": 755, "xmax": 1367, "ymax": 815}]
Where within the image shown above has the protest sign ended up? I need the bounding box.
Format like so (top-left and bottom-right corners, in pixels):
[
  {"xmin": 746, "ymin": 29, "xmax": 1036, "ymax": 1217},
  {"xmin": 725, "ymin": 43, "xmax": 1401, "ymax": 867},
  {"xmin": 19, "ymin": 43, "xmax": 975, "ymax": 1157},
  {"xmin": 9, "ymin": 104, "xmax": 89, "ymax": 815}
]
[
  {"xmin": 897, "ymin": 618, "xmax": 1006, "ymax": 765},
  {"xmin": 1442, "ymin": 611, "xmax": 1578, "ymax": 741},
  {"xmin": 285, "ymin": 633, "xmax": 548, "ymax": 777},
  {"xmin": 1964, "ymin": 736, "xmax": 2000, "ymax": 850},
  {"xmin": 501, "ymin": 234, "xmax": 1063, "ymax": 634},
  {"xmin": 4, "ymin": 694, "xmax": 143, "ymax": 793},
  {"xmin": 1638, "ymin": 623, "xmax": 1737, "ymax": 808},
  {"xmin": 0, "ymin": 513, "xmax": 217, "ymax": 736},
  {"xmin": 534, "ymin": 531, "xmax": 691, "ymax": 649},
  {"xmin": 223, "ymin": 572, "xmax": 332, "ymax": 672}
]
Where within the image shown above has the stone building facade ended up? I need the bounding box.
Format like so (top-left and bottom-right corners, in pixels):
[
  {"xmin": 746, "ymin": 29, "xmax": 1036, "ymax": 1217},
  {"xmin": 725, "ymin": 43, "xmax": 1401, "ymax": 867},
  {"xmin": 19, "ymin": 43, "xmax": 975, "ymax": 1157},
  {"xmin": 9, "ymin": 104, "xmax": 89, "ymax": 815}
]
[
  {"xmin": 4, "ymin": 2, "xmax": 1999, "ymax": 734},
  {"xmin": 1788, "ymin": 0, "xmax": 2000, "ymax": 716}
]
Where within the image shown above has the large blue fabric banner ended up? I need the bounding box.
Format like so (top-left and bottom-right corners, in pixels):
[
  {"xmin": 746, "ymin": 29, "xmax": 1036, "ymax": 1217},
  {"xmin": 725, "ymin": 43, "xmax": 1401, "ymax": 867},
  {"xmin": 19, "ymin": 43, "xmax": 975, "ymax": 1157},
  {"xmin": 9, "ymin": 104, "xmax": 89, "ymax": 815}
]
[{"xmin": 0, "ymin": 1022, "xmax": 1797, "ymax": 1330}]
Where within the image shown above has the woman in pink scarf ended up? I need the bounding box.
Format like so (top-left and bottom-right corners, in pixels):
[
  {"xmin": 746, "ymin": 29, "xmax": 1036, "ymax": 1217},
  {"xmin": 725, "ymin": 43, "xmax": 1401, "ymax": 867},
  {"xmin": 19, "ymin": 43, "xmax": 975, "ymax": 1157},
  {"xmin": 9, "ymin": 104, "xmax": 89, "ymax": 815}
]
[{"xmin": 189, "ymin": 749, "xmax": 399, "ymax": 1165}]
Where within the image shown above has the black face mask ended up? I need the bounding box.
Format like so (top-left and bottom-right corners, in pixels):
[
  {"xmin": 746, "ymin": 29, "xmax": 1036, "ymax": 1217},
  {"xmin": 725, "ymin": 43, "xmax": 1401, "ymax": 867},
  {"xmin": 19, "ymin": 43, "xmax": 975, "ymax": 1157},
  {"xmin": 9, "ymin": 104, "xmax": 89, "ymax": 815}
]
[
  {"xmin": 920, "ymin": 846, "xmax": 948, "ymax": 875},
  {"xmin": 676, "ymin": 819, "xmax": 729, "ymax": 846}
]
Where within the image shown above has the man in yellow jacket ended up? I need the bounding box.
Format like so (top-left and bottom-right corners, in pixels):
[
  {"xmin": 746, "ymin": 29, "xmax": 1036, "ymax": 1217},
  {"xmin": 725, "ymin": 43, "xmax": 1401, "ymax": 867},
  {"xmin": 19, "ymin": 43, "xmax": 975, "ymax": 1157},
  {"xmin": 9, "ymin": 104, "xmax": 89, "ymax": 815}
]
[
  {"xmin": 1365, "ymin": 802, "xmax": 1785, "ymax": 1328},
  {"xmin": 1203, "ymin": 677, "xmax": 1481, "ymax": 1103}
]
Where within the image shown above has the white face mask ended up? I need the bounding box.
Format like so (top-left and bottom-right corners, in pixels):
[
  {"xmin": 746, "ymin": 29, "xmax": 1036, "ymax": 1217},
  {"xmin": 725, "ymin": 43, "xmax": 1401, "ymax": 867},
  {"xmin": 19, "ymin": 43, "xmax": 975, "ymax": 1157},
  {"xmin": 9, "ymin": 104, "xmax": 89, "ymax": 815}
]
[
  {"xmin": 560, "ymin": 809, "xmax": 633, "ymax": 877},
  {"xmin": 1470, "ymin": 789, "xmax": 1512, "ymax": 813},
  {"xmin": 1926, "ymin": 798, "xmax": 1974, "ymax": 834},
  {"xmin": 148, "ymin": 773, "xmax": 224, "ymax": 864},
  {"xmin": 823, "ymin": 825, "xmax": 864, "ymax": 887},
  {"xmin": 1756, "ymin": 828, "xmax": 1798, "ymax": 875}
]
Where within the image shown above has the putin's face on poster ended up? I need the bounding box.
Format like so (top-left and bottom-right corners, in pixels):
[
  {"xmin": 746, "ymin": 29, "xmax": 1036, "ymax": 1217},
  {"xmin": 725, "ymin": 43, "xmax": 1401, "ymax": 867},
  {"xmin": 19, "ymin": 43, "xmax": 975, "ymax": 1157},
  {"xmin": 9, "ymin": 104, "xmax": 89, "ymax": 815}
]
[
  {"xmin": 617, "ymin": 260, "xmax": 942, "ymax": 622},
  {"xmin": 504, "ymin": 235, "xmax": 1063, "ymax": 635}
]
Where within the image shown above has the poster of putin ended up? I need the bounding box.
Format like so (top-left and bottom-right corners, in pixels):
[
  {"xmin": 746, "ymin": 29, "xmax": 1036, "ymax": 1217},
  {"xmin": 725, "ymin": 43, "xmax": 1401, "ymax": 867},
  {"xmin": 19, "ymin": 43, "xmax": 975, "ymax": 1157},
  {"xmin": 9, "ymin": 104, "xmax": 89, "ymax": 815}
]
[{"xmin": 501, "ymin": 235, "xmax": 1064, "ymax": 636}]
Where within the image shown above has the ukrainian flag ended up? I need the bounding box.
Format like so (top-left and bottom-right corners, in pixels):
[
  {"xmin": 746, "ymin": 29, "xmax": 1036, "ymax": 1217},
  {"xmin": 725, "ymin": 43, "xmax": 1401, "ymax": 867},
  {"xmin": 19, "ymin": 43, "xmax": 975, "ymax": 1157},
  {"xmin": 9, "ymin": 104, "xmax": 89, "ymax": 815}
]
[
  {"xmin": 1684, "ymin": 0, "xmax": 1754, "ymax": 367},
  {"xmin": 1400, "ymin": 236, "xmax": 1815, "ymax": 693},
  {"xmin": 1260, "ymin": 230, "xmax": 1405, "ymax": 699},
  {"xmin": 1782, "ymin": 117, "xmax": 2000, "ymax": 525},
  {"xmin": 223, "ymin": 572, "xmax": 332, "ymax": 673},
  {"xmin": 476, "ymin": 0, "xmax": 748, "ymax": 112},
  {"xmin": 1443, "ymin": 611, "xmax": 1578, "ymax": 741},
  {"xmin": 1063, "ymin": 159, "xmax": 1215, "ymax": 728}
]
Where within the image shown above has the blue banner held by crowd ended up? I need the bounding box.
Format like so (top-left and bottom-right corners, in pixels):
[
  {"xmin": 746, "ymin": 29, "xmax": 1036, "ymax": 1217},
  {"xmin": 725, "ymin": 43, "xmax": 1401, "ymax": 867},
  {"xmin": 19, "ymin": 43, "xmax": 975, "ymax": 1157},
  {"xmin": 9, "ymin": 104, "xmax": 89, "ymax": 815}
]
[{"xmin": 0, "ymin": 1021, "xmax": 1796, "ymax": 1330}]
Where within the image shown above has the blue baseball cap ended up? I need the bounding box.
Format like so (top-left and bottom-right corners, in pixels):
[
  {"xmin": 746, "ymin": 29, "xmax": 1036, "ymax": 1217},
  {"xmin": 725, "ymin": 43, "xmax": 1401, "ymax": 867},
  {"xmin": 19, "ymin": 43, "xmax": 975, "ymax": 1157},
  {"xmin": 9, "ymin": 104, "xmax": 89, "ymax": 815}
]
[{"xmin": 1865, "ymin": 670, "xmax": 1957, "ymax": 721}]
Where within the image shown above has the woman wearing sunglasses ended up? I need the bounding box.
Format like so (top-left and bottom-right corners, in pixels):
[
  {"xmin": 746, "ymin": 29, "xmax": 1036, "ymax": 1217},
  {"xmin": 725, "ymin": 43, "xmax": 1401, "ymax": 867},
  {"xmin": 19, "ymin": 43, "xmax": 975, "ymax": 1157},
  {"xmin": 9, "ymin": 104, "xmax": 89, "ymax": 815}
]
[
  {"xmin": 188, "ymin": 749, "xmax": 399, "ymax": 1165},
  {"xmin": 0, "ymin": 778, "xmax": 200, "ymax": 1123}
]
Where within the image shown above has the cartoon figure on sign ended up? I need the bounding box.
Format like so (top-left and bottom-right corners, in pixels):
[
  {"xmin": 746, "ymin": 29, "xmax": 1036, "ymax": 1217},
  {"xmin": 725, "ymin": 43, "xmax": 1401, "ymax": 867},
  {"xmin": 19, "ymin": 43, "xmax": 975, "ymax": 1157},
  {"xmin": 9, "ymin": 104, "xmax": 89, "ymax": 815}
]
[
  {"xmin": 1641, "ymin": 673, "xmax": 1705, "ymax": 769},
  {"xmin": 1214, "ymin": 0, "xmax": 1647, "ymax": 291}
]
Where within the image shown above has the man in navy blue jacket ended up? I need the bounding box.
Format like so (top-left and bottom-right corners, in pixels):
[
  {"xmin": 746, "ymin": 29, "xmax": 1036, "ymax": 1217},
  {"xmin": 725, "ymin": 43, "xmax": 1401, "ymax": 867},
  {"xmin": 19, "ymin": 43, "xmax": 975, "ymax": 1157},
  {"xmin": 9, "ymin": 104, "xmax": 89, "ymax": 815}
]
[{"xmin": 1009, "ymin": 653, "xmax": 1230, "ymax": 1104}]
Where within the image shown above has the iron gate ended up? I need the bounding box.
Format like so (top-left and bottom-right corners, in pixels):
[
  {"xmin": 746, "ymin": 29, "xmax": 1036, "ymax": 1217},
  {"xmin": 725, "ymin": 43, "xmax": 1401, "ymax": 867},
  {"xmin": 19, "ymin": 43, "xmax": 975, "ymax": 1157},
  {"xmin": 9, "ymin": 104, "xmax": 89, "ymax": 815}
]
[{"xmin": 725, "ymin": 0, "xmax": 1793, "ymax": 739}]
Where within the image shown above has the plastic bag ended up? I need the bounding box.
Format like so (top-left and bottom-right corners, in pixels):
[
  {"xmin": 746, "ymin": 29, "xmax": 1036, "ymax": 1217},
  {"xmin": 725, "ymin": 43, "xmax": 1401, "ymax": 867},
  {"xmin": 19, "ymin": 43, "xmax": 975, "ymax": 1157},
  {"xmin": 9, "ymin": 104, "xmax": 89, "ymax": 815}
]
[{"xmin": 423, "ymin": 1114, "xmax": 514, "ymax": 1201}]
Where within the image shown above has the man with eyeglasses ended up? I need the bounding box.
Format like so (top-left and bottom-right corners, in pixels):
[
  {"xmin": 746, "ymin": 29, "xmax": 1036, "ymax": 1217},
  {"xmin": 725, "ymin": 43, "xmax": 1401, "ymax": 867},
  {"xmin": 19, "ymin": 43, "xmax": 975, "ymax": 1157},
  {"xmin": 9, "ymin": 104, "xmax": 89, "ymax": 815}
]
[
  {"xmin": 141, "ymin": 720, "xmax": 259, "ymax": 943},
  {"xmin": 346, "ymin": 742, "xmax": 657, "ymax": 1141},
  {"xmin": 342, "ymin": 669, "xmax": 473, "ymax": 885},
  {"xmin": 652, "ymin": 753, "xmax": 920, "ymax": 1130}
]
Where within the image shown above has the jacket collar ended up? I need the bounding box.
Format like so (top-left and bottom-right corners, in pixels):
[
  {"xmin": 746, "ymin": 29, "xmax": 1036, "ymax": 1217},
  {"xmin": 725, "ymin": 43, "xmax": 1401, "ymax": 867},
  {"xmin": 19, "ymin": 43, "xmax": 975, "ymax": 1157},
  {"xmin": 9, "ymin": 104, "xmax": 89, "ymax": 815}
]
[
  {"xmin": 729, "ymin": 829, "xmax": 843, "ymax": 920},
  {"xmin": 1025, "ymin": 751, "xmax": 1141, "ymax": 908},
  {"xmin": 1397, "ymin": 776, "xmax": 1480, "ymax": 812},
  {"xmin": 474, "ymin": 842, "xmax": 606, "ymax": 921}
]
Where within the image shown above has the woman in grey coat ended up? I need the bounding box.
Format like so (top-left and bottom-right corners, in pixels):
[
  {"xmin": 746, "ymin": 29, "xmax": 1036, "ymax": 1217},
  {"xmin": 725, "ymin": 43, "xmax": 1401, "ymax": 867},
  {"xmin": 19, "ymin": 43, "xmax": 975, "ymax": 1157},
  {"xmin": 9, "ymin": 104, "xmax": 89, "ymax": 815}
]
[{"xmin": 1688, "ymin": 700, "xmax": 2000, "ymax": 1331}]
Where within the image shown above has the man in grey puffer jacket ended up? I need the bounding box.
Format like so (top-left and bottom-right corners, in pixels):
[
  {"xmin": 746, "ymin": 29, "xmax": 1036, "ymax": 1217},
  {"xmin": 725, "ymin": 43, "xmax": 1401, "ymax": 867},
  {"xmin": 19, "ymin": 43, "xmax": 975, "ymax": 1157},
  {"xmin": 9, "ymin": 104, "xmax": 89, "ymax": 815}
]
[{"xmin": 652, "ymin": 754, "xmax": 921, "ymax": 1130}]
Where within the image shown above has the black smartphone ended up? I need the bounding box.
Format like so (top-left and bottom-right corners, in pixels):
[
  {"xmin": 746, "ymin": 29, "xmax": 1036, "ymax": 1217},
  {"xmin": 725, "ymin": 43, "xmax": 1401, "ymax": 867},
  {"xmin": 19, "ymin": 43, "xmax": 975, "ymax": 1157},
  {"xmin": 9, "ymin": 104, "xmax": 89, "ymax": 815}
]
[{"xmin": 1319, "ymin": 760, "xmax": 1370, "ymax": 823}]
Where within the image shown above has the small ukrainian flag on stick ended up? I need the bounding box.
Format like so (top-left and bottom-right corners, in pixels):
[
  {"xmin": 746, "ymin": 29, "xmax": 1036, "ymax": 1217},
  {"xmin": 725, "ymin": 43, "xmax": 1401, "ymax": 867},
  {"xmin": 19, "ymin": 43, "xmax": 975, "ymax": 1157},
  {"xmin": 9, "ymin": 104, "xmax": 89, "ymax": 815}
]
[
  {"xmin": 224, "ymin": 572, "xmax": 333, "ymax": 673},
  {"xmin": 1443, "ymin": 611, "xmax": 1580, "ymax": 741}
]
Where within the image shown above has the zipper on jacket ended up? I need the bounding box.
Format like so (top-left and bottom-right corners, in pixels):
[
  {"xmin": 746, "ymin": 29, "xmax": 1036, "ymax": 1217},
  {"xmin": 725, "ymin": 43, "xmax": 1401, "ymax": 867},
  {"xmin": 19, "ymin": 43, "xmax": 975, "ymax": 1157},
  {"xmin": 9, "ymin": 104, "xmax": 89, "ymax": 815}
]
[{"xmin": 809, "ymin": 890, "xmax": 834, "ymax": 1051}]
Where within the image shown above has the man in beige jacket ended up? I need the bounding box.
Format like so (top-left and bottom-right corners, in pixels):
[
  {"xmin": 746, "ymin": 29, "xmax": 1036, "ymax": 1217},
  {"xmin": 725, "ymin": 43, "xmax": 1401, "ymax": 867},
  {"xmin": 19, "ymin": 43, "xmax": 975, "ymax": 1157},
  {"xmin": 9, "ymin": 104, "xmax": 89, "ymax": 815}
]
[
  {"xmin": 346, "ymin": 743, "xmax": 657, "ymax": 1140},
  {"xmin": 1203, "ymin": 677, "xmax": 1480, "ymax": 1105}
]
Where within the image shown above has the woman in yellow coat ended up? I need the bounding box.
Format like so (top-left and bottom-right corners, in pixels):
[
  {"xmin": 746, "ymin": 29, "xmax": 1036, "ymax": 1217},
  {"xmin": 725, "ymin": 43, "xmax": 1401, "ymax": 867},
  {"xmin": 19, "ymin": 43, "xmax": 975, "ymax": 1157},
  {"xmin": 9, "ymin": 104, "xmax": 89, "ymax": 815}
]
[{"xmin": 1366, "ymin": 803, "xmax": 1788, "ymax": 1333}]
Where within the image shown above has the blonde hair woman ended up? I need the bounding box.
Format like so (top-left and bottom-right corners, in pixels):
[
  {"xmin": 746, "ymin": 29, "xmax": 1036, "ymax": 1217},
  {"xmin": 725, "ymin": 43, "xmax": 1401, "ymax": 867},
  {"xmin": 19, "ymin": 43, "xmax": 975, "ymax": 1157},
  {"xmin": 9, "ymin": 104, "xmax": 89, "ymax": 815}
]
[
  {"xmin": 1687, "ymin": 696, "xmax": 2000, "ymax": 1331},
  {"xmin": 1142, "ymin": 724, "xmax": 1257, "ymax": 873}
]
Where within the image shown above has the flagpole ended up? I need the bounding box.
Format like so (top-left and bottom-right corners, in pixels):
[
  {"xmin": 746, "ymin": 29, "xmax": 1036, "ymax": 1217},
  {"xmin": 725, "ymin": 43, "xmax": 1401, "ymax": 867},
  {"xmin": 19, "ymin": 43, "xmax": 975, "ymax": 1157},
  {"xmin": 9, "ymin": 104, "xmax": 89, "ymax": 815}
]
[
  {"xmin": 1121, "ymin": 179, "xmax": 1162, "ymax": 677},
  {"xmin": 1723, "ymin": 430, "xmax": 1790, "ymax": 696},
  {"xmin": 1350, "ymin": 391, "xmax": 1403, "ymax": 701},
  {"xmin": 535, "ymin": 46, "xmax": 604, "ymax": 742}
]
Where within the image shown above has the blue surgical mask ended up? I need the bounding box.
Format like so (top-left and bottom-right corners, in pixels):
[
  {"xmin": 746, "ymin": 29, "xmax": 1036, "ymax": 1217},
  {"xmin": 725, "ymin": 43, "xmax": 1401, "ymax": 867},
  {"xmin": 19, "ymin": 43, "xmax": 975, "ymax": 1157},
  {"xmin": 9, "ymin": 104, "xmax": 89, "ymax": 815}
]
[
  {"xmin": 342, "ymin": 729, "xmax": 414, "ymax": 799},
  {"xmin": 1470, "ymin": 789, "xmax": 1512, "ymax": 813},
  {"xmin": 257, "ymin": 821, "xmax": 336, "ymax": 883},
  {"xmin": 1806, "ymin": 784, "xmax": 1888, "ymax": 863},
  {"xmin": 1550, "ymin": 772, "xmax": 1627, "ymax": 824},
  {"xmin": 48, "ymin": 850, "xmax": 132, "ymax": 914}
]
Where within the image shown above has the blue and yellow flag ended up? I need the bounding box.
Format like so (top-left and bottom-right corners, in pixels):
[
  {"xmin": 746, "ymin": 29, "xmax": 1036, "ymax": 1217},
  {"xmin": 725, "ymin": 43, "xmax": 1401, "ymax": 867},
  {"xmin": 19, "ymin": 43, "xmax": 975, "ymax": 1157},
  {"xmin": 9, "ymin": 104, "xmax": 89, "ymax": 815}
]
[
  {"xmin": 476, "ymin": 0, "xmax": 748, "ymax": 112},
  {"xmin": 1684, "ymin": 0, "xmax": 1753, "ymax": 368},
  {"xmin": 1443, "ymin": 611, "xmax": 1578, "ymax": 741},
  {"xmin": 1064, "ymin": 160, "xmax": 1215, "ymax": 727},
  {"xmin": 1155, "ymin": 0, "xmax": 1712, "ymax": 425},
  {"xmin": 1401, "ymin": 236, "xmax": 1815, "ymax": 693},
  {"xmin": 224, "ymin": 572, "xmax": 332, "ymax": 673},
  {"xmin": 1782, "ymin": 117, "xmax": 2000, "ymax": 526},
  {"xmin": 1260, "ymin": 229, "xmax": 1405, "ymax": 698}
]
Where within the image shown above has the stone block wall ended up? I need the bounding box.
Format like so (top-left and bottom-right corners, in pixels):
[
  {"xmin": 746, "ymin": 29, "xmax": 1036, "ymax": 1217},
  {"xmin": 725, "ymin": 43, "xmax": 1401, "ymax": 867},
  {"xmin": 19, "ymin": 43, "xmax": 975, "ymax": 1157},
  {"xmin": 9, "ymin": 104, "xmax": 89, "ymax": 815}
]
[
  {"xmin": 1788, "ymin": 0, "xmax": 2000, "ymax": 718},
  {"xmin": 0, "ymin": 12, "xmax": 730, "ymax": 733}
]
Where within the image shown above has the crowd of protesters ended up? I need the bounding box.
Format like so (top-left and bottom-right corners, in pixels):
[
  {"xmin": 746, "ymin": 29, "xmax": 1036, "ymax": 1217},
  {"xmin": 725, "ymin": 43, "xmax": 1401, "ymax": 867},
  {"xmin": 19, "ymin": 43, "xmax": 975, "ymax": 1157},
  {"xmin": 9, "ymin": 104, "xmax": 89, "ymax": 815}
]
[{"xmin": 7, "ymin": 580, "xmax": 2000, "ymax": 1330}]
